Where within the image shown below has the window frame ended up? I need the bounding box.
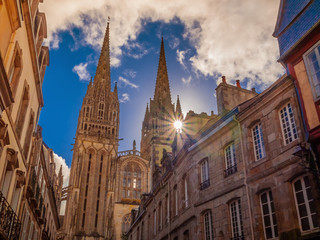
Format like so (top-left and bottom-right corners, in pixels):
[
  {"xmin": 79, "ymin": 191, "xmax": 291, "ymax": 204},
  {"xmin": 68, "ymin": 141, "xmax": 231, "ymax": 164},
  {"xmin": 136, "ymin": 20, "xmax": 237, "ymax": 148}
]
[
  {"xmin": 252, "ymin": 123, "xmax": 266, "ymax": 161},
  {"xmin": 259, "ymin": 190, "xmax": 278, "ymax": 239},
  {"xmin": 229, "ymin": 199, "xmax": 244, "ymax": 240},
  {"xmin": 279, "ymin": 103, "xmax": 298, "ymax": 145},
  {"xmin": 303, "ymin": 40, "xmax": 320, "ymax": 101},
  {"xmin": 293, "ymin": 175, "xmax": 319, "ymax": 232},
  {"xmin": 224, "ymin": 143, "xmax": 237, "ymax": 177},
  {"xmin": 200, "ymin": 158, "xmax": 210, "ymax": 190},
  {"xmin": 203, "ymin": 210, "xmax": 214, "ymax": 240}
]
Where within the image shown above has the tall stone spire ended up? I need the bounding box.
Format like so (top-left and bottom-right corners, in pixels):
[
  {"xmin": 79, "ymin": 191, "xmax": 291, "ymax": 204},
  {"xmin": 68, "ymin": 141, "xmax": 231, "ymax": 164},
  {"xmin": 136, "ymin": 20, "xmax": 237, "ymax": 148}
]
[
  {"xmin": 175, "ymin": 95, "xmax": 182, "ymax": 119},
  {"xmin": 94, "ymin": 22, "xmax": 111, "ymax": 91},
  {"xmin": 153, "ymin": 37, "xmax": 172, "ymax": 107}
]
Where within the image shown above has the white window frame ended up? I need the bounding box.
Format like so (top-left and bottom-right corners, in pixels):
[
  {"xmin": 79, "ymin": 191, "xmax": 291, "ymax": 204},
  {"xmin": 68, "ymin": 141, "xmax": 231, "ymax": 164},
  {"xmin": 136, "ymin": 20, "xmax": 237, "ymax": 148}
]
[
  {"xmin": 229, "ymin": 199, "xmax": 244, "ymax": 239},
  {"xmin": 260, "ymin": 190, "xmax": 278, "ymax": 239},
  {"xmin": 201, "ymin": 159, "xmax": 209, "ymax": 183},
  {"xmin": 293, "ymin": 175, "xmax": 318, "ymax": 232},
  {"xmin": 279, "ymin": 103, "xmax": 298, "ymax": 145},
  {"xmin": 203, "ymin": 210, "xmax": 214, "ymax": 240},
  {"xmin": 303, "ymin": 40, "xmax": 320, "ymax": 101},
  {"xmin": 174, "ymin": 187, "xmax": 178, "ymax": 216},
  {"xmin": 252, "ymin": 123, "xmax": 266, "ymax": 161},
  {"xmin": 184, "ymin": 177, "xmax": 188, "ymax": 208}
]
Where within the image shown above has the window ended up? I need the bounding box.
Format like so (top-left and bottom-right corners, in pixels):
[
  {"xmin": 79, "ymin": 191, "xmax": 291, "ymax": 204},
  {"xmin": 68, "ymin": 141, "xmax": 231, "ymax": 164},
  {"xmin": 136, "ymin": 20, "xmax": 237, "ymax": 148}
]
[
  {"xmin": 304, "ymin": 42, "xmax": 320, "ymax": 100},
  {"xmin": 184, "ymin": 177, "xmax": 189, "ymax": 208},
  {"xmin": 203, "ymin": 210, "xmax": 214, "ymax": 240},
  {"xmin": 293, "ymin": 176, "xmax": 318, "ymax": 231},
  {"xmin": 122, "ymin": 214, "xmax": 132, "ymax": 233},
  {"xmin": 174, "ymin": 185, "xmax": 178, "ymax": 216},
  {"xmin": 260, "ymin": 191, "xmax": 278, "ymax": 239},
  {"xmin": 15, "ymin": 85, "xmax": 29, "ymax": 139},
  {"xmin": 98, "ymin": 102, "xmax": 104, "ymax": 119},
  {"xmin": 159, "ymin": 202, "xmax": 162, "ymax": 230},
  {"xmin": 279, "ymin": 103, "xmax": 298, "ymax": 145},
  {"xmin": 224, "ymin": 143, "xmax": 237, "ymax": 177},
  {"xmin": 252, "ymin": 123, "xmax": 265, "ymax": 160},
  {"xmin": 229, "ymin": 199, "xmax": 244, "ymax": 240},
  {"xmin": 8, "ymin": 42, "xmax": 22, "ymax": 97},
  {"xmin": 122, "ymin": 163, "xmax": 142, "ymax": 200},
  {"xmin": 154, "ymin": 210, "xmax": 157, "ymax": 235},
  {"xmin": 200, "ymin": 158, "xmax": 210, "ymax": 190}
]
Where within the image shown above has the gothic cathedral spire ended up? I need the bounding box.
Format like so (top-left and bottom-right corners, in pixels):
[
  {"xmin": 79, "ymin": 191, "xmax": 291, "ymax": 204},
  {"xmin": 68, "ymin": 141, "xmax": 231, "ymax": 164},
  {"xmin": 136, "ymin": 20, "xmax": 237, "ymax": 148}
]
[
  {"xmin": 152, "ymin": 37, "xmax": 173, "ymax": 113},
  {"xmin": 94, "ymin": 22, "xmax": 111, "ymax": 91},
  {"xmin": 64, "ymin": 22, "xmax": 119, "ymax": 239}
]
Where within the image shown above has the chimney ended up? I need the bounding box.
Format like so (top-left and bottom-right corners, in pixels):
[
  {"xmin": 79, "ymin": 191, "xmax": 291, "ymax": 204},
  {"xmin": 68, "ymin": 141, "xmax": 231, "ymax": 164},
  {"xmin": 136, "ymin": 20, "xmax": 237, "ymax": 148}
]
[
  {"xmin": 211, "ymin": 111, "xmax": 214, "ymax": 116},
  {"xmin": 236, "ymin": 80, "xmax": 241, "ymax": 88},
  {"xmin": 251, "ymin": 88, "xmax": 256, "ymax": 93},
  {"xmin": 222, "ymin": 76, "xmax": 226, "ymax": 83}
]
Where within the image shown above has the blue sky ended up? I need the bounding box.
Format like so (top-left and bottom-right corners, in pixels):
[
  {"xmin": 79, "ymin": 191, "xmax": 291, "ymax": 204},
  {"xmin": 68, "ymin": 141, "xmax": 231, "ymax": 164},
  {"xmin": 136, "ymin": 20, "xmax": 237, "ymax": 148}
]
[{"xmin": 38, "ymin": 0, "xmax": 284, "ymax": 178}]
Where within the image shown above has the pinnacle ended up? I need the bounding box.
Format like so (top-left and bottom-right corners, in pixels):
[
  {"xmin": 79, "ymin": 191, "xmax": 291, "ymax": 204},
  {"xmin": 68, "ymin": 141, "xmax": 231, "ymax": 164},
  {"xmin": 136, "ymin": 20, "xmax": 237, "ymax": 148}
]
[
  {"xmin": 153, "ymin": 37, "xmax": 172, "ymax": 106},
  {"xmin": 93, "ymin": 22, "xmax": 111, "ymax": 91}
]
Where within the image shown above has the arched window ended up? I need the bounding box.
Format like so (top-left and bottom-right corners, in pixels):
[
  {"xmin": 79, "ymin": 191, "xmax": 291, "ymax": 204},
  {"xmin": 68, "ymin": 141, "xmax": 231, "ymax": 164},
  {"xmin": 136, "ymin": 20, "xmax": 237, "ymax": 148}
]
[
  {"xmin": 122, "ymin": 163, "xmax": 142, "ymax": 200},
  {"xmin": 98, "ymin": 103, "xmax": 104, "ymax": 119},
  {"xmin": 122, "ymin": 213, "xmax": 132, "ymax": 233}
]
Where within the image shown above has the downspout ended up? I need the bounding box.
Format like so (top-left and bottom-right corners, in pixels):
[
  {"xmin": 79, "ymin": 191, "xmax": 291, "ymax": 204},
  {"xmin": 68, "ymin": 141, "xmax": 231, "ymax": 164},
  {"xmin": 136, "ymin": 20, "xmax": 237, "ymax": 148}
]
[{"xmin": 235, "ymin": 115, "xmax": 254, "ymax": 239}]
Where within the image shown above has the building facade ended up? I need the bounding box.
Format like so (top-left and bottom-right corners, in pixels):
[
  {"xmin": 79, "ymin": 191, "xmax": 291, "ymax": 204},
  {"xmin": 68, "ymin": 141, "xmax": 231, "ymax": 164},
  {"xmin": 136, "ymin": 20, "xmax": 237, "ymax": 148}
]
[
  {"xmin": 62, "ymin": 23, "xmax": 150, "ymax": 240},
  {"xmin": 273, "ymin": 0, "xmax": 320, "ymax": 184},
  {"xmin": 127, "ymin": 76, "xmax": 320, "ymax": 240},
  {"xmin": 0, "ymin": 0, "xmax": 50, "ymax": 239}
]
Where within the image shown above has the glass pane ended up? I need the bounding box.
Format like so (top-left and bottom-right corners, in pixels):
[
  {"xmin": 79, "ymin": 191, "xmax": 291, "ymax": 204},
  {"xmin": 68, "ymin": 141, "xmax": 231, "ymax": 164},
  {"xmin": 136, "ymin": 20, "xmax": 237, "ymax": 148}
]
[
  {"xmin": 301, "ymin": 217, "xmax": 310, "ymax": 231},
  {"xmin": 298, "ymin": 204, "xmax": 308, "ymax": 217},
  {"xmin": 296, "ymin": 192, "xmax": 304, "ymax": 204}
]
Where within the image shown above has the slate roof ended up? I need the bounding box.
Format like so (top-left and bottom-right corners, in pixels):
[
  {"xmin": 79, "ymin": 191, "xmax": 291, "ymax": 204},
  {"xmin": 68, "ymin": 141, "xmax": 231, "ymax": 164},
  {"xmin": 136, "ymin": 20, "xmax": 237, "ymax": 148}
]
[{"xmin": 273, "ymin": 0, "xmax": 320, "ymax": 58}]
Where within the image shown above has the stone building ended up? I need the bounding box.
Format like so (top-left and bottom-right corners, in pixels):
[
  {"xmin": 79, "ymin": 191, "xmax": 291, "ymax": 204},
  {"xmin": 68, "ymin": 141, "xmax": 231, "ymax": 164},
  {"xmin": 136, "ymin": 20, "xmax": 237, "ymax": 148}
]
[
  {"xmin": 273, "ymin": 0, "xmax": 320, "ymax": 186},
  {"xmin": 20, "ymin": 126, "xmax": 63, "ymax": 240},
  {"xmin": 62, "ymin": 23, "xmax": 150, "ymax": 240},
  {"xmin": 0, "ymin": 0, "xmax": 49, "ymax": 239},
  {"xmin": 126, "ymin": 75, "xmax": 320, "ymax": 240}
]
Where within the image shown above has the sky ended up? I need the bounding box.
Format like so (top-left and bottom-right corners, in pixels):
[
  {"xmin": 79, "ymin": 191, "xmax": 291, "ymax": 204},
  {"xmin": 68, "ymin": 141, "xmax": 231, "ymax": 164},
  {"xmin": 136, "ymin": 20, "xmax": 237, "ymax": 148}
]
[{"xmin": 38, "ymin": 0, "xmax": 284, "ymax": 186}]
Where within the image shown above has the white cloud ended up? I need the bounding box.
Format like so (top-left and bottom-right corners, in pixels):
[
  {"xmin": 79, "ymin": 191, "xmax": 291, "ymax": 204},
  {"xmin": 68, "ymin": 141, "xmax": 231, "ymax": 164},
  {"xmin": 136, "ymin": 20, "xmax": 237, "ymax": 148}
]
[
  {"xmin": 124, "ymin": 69, "xmax": 137, "ymax": 78},
  {"xmin": 72, "ymin": 62, "xmax": 90, "ymax": 81},
  {"xmin": 176, "ymin": 49, "xmax": 187, "ymax": 69},
  {"xmin": 40, "ymin": 0, "xmax": 284, "ymax": 89},
  {"xmin": 182, "ymin": 76, "xmax": 192, "ymax": 86},
  {"xmin": 118, "ymin": 76, "xmax": 139, "ymax": 89},
  {"xmin": 120, "ymin": 93, "xmax": 130, "ymax": 103}
]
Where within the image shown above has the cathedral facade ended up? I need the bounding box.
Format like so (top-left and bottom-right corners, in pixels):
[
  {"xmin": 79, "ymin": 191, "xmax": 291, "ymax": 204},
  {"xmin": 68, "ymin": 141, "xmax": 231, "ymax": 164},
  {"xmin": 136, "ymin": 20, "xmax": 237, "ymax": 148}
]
[
  {"xmin": 63, "ymin": 22, "xmax": 212, "ymax": 240},
  {"xmin": 63, "ymin": 23, "xmax": 153, "ymax": 240}
]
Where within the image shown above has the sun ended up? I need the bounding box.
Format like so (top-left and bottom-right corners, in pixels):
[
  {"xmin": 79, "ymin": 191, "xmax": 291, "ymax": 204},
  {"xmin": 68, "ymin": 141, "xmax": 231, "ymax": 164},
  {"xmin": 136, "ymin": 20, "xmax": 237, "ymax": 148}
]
[{"xmin": 173, "ymin": 120, "xmax": 183, "ymax": 132}]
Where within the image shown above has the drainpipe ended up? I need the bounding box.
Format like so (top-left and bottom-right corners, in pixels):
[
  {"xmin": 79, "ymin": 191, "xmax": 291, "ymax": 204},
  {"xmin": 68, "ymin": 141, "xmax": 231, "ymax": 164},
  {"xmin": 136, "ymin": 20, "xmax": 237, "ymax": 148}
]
[{"xmin": 235, "ymin": 115, "xmax": 254, "ymax": 240}]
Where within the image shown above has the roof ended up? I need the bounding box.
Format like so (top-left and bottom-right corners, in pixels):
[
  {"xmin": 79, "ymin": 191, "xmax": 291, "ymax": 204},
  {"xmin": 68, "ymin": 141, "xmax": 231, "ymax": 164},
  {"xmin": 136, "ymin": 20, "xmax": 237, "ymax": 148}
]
[{"xmin": 274, "ymin": 0, "xmax": 320, "ymax": 58}]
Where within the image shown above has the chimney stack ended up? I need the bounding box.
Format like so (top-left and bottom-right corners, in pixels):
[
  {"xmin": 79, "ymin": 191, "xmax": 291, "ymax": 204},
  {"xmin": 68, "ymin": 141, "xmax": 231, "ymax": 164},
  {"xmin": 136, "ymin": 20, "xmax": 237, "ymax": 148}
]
[
  {"xmin": 251, "ymin": 88, "xmax": 256, "ymax": 93},
  {"xmin": 222, "ymin": 76, "xmax": 226, "ymax": 83},
  {"xmin": 236, "ymin": 80, "xmax": 241, "ymax": 88}
]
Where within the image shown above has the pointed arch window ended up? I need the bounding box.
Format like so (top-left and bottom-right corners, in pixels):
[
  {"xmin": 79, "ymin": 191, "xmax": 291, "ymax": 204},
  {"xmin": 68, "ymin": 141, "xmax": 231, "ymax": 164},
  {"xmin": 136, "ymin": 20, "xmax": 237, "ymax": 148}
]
[
  {"xmin": 98, "ymin": 103, "xmax": 104, "ymax": 119},
  {"xmin": 122, "ymin": 163, "xmax": 142, "ymax": 200}
]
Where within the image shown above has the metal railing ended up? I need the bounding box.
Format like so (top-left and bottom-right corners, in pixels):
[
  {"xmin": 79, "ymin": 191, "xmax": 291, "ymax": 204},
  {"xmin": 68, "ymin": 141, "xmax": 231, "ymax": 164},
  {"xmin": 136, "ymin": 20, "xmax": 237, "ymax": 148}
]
[
  {"xmin": 224, "ymin": 164, "xmax": 238, "ymax": 177},
  {"xmin": 200, "ymin": 179, "xmax": 210, "ymax": 190},
  {"xmin": 0, "ymin": 191, "xmax": 21, "ymax": 240}
]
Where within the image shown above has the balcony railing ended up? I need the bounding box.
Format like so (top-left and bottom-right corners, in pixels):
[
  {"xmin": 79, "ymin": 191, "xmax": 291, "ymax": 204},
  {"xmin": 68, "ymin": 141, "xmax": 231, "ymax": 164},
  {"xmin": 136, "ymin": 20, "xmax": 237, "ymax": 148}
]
[
  {"xmin": 231, "ymin": 235, "xmax": 245, "ymax": 240},
  {"xmin": 0, "ymin": 191, "xmax": 21, "ymax": 240},
  {"xmin": 200, "ymin": 179, "xmax": 210, "ymax": 190},
  {"xmin": 224, "ymin": 164, "xmax": 237, "ymax": 177}
]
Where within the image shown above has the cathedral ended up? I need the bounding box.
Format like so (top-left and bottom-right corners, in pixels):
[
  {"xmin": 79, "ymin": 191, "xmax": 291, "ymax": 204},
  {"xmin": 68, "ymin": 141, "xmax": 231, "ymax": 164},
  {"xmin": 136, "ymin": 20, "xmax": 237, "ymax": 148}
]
[{"xmin": 63, "ymin": 22, "xmax": 183, "ymax": 240}]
